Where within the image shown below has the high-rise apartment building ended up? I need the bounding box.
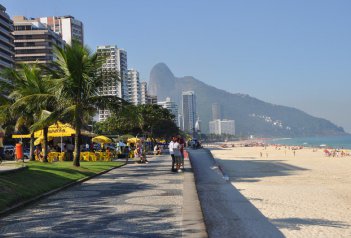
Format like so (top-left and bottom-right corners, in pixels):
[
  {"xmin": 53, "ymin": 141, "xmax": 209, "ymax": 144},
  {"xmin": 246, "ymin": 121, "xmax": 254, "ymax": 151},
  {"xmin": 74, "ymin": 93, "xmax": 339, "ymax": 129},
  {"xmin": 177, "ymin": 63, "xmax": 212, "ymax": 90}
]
[
  {"xmin": 127, "ymin": 69, "xmax": 140, "ymax": 105},
  {"xmin": 182, "ymin": 91, "xmax": 197, "ymax": 134},
  {"xmin": 96, "ymin": 45, "xmax": 127, "ymax": 121},
  {"xmin": 157, "ymin": 97, "xmax": 178, "ymax": 125},
  {"xmin": 117, "ymin": 49, "xmax": 128, "ymax": 100},
  {"xmin": 209, "ymin": 119, "xmax": 235, "ymax": 135},
  {"xmin": 212, "ymin": 103, "xmax": 221, "ymax": 120},
  {"xmin": 38, "ymin": 16, "xmax": 83, "ymax": 45},
  {"xmin": 140, "ymin": 82, "xmax": 147, "ymax": 105},
  {"xmin": 12, "ymin": 16, "xmax": 64, "ymax": 65},
  {"xmin": 0, "ymin": 5, "xmax": 14, "ymax": 70}
]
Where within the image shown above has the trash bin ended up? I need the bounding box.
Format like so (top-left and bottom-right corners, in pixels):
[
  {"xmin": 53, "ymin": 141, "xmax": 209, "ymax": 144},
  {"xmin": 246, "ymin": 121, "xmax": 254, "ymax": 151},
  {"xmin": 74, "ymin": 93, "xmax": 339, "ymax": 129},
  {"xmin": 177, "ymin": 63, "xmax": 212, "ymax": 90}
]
[{"xmin": 16, "ymin": 143, "xmax": 23, "ymax": 160}]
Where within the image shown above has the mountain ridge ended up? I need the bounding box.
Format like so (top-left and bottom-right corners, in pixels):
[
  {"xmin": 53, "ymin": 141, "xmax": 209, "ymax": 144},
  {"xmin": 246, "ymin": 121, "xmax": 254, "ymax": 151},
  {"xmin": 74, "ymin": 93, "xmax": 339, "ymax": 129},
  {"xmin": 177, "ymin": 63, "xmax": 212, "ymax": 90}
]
[{"xmin": 149, "ymin": 63, "xmax": 346, "ymax": 137}]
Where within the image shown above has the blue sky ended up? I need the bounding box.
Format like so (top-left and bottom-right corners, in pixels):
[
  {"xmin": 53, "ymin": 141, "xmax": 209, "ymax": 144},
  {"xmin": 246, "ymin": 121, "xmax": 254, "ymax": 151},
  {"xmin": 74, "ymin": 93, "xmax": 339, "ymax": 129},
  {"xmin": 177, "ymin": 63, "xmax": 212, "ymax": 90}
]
[{"xmin": 3, "ymin": 0, "xmax": 351, "ymax": 132}]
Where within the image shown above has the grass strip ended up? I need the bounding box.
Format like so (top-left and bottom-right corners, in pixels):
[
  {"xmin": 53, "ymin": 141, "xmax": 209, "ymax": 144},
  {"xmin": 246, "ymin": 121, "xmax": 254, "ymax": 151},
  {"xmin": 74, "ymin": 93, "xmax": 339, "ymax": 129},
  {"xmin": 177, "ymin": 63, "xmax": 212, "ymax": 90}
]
[{"xmin": 0, "ymin": 161, "xmax": 124, "ymax": 212}]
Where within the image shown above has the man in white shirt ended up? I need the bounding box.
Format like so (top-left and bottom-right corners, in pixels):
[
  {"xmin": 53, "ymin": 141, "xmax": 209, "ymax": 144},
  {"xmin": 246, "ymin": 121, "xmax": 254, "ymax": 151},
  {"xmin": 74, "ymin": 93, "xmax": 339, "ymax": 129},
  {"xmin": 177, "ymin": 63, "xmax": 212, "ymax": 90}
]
[{"xmin": 169, "ymin": 136, "xmax": 177, "ymax": 172}]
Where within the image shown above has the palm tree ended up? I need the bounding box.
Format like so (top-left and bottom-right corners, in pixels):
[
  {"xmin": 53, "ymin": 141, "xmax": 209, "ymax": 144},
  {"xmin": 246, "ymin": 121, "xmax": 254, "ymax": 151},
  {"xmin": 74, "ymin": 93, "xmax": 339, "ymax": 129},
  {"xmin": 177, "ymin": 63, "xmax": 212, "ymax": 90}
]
[
  {"xmin": 1, "ymin": 65, "xmax": 57, "ymax": 162},
  {"xmin": 51, "ymin": 41, "xmax": 121, "ymax": 166}
]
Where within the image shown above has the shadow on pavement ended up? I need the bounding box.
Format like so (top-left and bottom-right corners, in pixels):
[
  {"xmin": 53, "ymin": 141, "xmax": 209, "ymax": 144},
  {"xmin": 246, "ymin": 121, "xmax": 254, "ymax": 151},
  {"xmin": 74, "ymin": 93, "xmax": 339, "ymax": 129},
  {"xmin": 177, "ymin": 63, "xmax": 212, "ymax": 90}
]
[{"xmin": 0, "ymin": 156, "xmax": 184, "ymax": 237}]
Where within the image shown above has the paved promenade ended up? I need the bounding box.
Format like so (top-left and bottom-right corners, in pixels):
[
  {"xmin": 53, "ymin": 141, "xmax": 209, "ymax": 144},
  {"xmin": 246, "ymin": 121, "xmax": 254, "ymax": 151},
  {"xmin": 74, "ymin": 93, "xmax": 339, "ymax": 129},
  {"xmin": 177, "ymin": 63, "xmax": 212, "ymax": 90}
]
[{"xmin": 0, "ymin": 154, "xmax": 207, "ymax": 238}]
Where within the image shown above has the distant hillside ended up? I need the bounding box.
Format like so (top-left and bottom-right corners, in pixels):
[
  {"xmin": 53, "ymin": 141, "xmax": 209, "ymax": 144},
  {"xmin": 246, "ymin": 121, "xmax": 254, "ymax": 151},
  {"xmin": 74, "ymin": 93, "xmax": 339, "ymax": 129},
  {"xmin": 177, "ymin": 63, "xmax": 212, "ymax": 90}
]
[{"xmin": 149, "ymin": 63, "xmax": 346, "ymax": 137}]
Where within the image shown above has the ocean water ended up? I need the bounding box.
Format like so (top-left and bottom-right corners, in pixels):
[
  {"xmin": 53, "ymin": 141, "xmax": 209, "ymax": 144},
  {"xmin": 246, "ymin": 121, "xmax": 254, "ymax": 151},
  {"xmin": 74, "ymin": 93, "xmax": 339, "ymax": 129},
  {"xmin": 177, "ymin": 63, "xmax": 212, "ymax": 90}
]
[{"xmin": 267, "ymin": 135, "xmax": 351, "ymax": 149}]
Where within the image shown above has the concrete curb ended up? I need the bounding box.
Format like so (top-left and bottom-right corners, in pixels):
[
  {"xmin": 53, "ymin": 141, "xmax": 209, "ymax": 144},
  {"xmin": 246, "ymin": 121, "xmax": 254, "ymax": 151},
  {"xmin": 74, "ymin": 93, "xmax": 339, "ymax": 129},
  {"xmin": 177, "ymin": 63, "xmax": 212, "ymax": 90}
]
[{"xmin": 0, "ymin": 161, "xmax": 127, "ymax": 218}]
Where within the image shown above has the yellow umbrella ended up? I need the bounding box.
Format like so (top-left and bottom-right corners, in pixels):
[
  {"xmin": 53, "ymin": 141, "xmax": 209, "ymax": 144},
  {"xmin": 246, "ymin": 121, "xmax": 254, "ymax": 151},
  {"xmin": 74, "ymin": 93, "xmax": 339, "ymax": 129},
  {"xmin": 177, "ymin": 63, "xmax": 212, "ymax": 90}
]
[
  {"xmin": 127, "ymin": 137, "xmax": 140, "ymax": 144},
  {"xmin": 12, "ymin": 134, "xmax": 31, "ymax": 139},
  {"xmin": 34, "ymin": 136, "xmax": 53, "ymax": 146},
  {"xmin": 35, "ymin": 122, "xmax": 76, "ymax": 138},
  {"xmin": 12, "ymin": 122, "xmax": 77, "ymax": 139},
  {"xmin": 92, "ymin": 135, "xmax": 112, "ymax": 144}
]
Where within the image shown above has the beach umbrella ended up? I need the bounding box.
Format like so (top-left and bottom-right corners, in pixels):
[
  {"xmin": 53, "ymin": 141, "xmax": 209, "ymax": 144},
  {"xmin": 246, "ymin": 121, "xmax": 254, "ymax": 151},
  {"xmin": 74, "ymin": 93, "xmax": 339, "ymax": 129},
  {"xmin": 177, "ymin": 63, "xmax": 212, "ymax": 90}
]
[
  {"xmin": 127, "ymin": 137, "xmax": 140, "ymax": 144},
  {"xmin": 34, "ymin": 136, "xmax": 53, "ymax": 146},
  {"xmin": 92, "ymin": 135, "xmax": 112, "ymax": 144}
]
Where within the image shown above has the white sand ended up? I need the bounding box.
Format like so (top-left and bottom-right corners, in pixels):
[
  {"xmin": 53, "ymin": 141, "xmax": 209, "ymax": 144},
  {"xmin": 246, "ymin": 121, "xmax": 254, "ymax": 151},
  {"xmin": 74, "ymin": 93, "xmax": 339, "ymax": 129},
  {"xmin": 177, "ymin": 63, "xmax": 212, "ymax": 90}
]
[{"xmin": 211, "ymin": 145, "xmax": 351, "ymax": 238}]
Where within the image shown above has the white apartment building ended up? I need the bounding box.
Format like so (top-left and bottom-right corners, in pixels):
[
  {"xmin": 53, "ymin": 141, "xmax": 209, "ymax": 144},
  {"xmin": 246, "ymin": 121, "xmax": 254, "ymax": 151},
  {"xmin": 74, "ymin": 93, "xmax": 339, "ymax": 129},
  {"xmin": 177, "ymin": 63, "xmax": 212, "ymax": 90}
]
[
  {"xmin": 0, "ymin": 4, "xmax": 14, "ymax": 70},
  {"xmin": 38, "ymin": 15, "xmax": 83, "ymax": 45},
  {"xmin": 127, "ymin": 69, "xmax": 141, "ymax": 105},
  {"xmin": 157, "ymin": 97, "xmax": 178, "ymax": 125},
  {"xmin": 140, "ymin": 82, "xmax": 147, "ymax": 105},
  {"xmin": 96, "ymin": 45, "xmax": 127, "ymax": 121},
  {"xmin": 209, "ymin": 119, "xmax": 235, "ymax": 135},
  {"xmin": 182, "ymin": 91, "xmax": 197, "ymax": 133}
]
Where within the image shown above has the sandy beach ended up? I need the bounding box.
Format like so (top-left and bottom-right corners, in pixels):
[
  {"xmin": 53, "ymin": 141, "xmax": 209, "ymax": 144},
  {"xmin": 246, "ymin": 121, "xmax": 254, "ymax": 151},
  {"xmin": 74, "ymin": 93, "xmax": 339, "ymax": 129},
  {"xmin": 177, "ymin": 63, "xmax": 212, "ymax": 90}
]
[{"xmin": 210, "ymin": 144, "xmax": 351, "ymax": 237}]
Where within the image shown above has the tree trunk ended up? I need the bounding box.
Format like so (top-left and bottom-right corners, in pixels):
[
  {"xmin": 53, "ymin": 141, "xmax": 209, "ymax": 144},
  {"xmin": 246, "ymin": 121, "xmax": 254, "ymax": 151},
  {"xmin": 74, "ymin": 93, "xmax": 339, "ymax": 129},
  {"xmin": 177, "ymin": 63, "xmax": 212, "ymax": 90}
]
[
  {"xmin": 42, "ymin": 126, "xmax": 49, "ymax": 162},
  {"xmin": 29, "ymin": 132, "xmax": 35, "ymax": 161},
  {"xmin": 73, "ymin": 108, "xmax": 81, "ymax": 167}
]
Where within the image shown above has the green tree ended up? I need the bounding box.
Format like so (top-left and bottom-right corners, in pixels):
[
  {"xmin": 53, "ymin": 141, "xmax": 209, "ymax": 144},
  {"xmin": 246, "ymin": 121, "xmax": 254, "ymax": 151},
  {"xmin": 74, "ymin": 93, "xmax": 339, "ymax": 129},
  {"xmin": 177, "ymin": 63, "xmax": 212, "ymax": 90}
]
[
  {"xmin": 98, "ymin": 104, "xmax": 179, "ymax": 139},
  {"xmin": 0, "ymin": 65, "xmax": 56, "ymax": 162},
  {"xmin": 50, "ymin": 41, "xmax": 121, "ymax": 166}
]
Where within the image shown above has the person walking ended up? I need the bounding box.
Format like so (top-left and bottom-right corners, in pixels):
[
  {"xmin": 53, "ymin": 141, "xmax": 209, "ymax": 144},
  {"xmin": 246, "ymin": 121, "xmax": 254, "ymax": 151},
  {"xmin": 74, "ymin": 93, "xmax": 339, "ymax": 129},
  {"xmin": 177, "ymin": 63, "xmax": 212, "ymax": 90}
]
[
  {"xmin": 169, "ymin": 137, "xmax": 177, "ymax": 172},
  {"xmin": 0, "ymin": 126, "xmax": 5, "ymax": 162},
  {"xmin": 178, "ymin": 135, "xmax": 185, "ymax": 169},
  {"xmin": 173, "ymin": 138, "xmax": 182, "ymax": 172}
]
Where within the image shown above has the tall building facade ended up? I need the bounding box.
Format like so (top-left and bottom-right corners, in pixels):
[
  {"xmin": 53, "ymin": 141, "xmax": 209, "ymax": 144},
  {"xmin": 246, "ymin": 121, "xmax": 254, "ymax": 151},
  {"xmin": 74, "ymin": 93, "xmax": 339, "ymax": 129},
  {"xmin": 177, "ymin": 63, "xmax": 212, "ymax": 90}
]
[
  {"xmin": 13, "ymin": 16, "xmax": 64, "ymax": 65},
  {"xmin": 212, "ymin": 103, "xmax": 221, "ymax": 120},
  {"xmin": 182, "ymin": 91, "xmax": 197, "ymax": 133},
  {"xmin": 127, "ymin": 69, "xmax": 140, "ymax": 105},
  {"xmin": 117, "ymin": 49, "xmax": 128, "ymax": 100},
  {"xmin": 96, "ymin": 45, "xmax": 126, "ymax": 121},
  {"xmin": 157, "ymin": 97, "xmax": 178, "ymax": 125},
  {"xmin": 140, "ymin": 82, "xmax": 147, "ymax": 105},
  {"xmin": 209, "ymin": 119, "xmax": 235, "ymax": 135},
  {"xmin": 38, "ymin": 16, "xmax": 83, "ymax": 45},
  {"xmin": 0, "ymin": 4, "xmax": 14, "ymax": 70}
]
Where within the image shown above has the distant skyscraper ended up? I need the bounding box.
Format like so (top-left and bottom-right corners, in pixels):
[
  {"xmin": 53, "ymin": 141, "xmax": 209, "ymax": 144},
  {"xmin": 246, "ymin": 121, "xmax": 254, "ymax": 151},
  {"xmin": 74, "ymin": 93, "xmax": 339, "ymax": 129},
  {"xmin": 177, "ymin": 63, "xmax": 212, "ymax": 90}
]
[
  {"xmin": 140, "ymin": 82, "xmax": 147, "ymax": 105},
  {"xmin": 158, "ymin": 97, "xmax": 178, "ymax": 125},
  {"xmin": 13, "ymin": 16, "xmax": 64, "ymax": 65},
  {"xmin": 127, "ymin": 69, "xmax": 141, "ymax": 105},
  {"xmin": 96, "ymin": 45, "xmax": 126, "ymax": 121},
  {"xmin": 212, "ymin": 103, "xmax": 221, "ymax": 120},
  {"xmin": 38, "ymin": 15, "xmax": 83, "ymax": 45},
  {"xmin": 209, "ymin": 119, "xmax": 235, "ymax": 135},
  {"xmin": 182, "ymin": 91, "xmax": 197, "ymax": 134},
  {"xmin": 0, "ymin": 5, "xmax": 14, "ymax": 70}
]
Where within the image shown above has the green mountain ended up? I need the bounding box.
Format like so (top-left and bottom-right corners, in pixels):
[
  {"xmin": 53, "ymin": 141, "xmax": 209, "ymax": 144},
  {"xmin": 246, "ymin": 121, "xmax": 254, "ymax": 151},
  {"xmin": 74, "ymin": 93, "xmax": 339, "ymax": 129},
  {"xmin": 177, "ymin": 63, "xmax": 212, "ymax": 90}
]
[{"xmin": 149, "ymin": 63, "xmax": 346, "ymax": 137}]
